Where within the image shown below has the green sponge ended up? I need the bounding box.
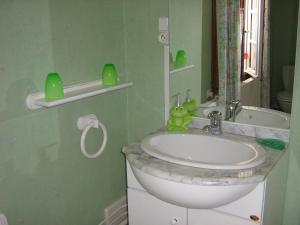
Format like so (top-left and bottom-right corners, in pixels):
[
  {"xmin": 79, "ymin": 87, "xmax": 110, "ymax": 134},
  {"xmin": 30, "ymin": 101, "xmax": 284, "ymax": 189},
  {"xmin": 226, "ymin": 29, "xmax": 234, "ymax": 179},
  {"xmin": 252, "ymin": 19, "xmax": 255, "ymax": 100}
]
[{"xmin": 256, "ymin": 138, "xmax": 286, "ymax": 150}]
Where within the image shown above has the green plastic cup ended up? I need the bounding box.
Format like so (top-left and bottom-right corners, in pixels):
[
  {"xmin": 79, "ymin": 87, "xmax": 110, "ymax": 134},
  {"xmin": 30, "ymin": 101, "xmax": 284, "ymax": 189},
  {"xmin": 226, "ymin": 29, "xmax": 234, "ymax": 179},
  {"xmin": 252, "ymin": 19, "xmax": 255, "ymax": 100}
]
[
  {"xmin": 175, "ymin": 50, "xmax": 187, "ymax": 68},
  {"xmin": 102, "ymin": 64, "xmax": 118, "ymax": 86},
  {"xmin": 45, "ymin": 72, "xmax": 64, "ymax": 100}
]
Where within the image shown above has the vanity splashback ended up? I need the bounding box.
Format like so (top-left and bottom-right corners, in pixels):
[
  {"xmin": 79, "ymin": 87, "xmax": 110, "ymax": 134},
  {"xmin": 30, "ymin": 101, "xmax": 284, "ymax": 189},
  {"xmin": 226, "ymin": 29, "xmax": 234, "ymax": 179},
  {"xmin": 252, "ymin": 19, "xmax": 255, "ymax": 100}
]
[{"xmin": 191, "ymin": 117, "xmax": 290, "ymax": 143}]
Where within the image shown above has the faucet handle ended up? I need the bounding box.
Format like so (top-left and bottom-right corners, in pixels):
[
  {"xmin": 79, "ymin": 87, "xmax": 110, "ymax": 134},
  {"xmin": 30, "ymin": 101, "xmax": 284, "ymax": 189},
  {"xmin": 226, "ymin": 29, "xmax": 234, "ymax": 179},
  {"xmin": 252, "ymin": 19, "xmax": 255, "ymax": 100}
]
[
  {"xmin": 208, "ymin": 110, "xmax": 222, "ymax": 119},
  {"xmin": 230, "ymin": 99, "xmax": 240, "ymax": 106},
  {"xmin": 231, "ymin": 99, "xmax": 240, "ymax": 103},
  {"xmin": 229, "ymin": 99, "xmax": 240, "ymax": 111}
]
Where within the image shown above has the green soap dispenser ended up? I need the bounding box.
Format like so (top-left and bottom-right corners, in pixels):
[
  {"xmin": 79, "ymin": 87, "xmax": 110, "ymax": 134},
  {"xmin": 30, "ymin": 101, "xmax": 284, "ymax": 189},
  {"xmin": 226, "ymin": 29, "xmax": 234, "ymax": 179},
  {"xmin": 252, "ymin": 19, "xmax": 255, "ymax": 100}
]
[
  {"xmin": 183, "ymin": 89, "xmax": 198, "ymax": 116},
  {"xmin": 167, "ymin": 93, "xmax": 192, "ymax": 132}
]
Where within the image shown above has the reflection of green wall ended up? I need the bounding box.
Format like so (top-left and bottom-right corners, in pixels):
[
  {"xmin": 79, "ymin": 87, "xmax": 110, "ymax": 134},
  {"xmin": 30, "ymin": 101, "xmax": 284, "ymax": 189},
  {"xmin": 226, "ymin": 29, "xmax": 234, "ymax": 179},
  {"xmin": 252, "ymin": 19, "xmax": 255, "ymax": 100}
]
[
  {"xmin": 283, "ymin": 6, "xmax": 300, "ymax": 224},
  {"xmin": 270, "ymin": 0, "xmax": 299, "ymax": 108},
  {"xmin": 201, "ymin": 0, "xmax": 212, "ymax": 102},
  {"xmin": 170, "ymin": 0, "xmax": 211, "ymax": 105},
  {"xmin": 0, "ymin": 0, "xmax": 128, "ymax": 224}
]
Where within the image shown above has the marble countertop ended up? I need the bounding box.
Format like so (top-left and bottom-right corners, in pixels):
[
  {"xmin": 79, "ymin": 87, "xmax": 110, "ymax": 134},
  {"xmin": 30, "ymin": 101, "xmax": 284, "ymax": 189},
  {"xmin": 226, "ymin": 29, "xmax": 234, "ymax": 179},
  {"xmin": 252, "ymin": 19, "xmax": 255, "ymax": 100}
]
[
  {"xmin": 191, "ymin": 117, "xmax": 290, "ymax": 143},
  {"xmin": 123, "ymin": 129, "xmax": 286, "ymax": 186}
]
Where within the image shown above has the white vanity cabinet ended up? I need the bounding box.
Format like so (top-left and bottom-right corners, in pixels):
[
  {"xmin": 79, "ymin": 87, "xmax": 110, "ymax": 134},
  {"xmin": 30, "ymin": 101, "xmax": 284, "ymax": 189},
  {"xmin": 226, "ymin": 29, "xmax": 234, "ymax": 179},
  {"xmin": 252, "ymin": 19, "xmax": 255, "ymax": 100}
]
[
  {"xmin": 128, "ymin": 188, "xmax": 187, "ymax": 225},
  {"xmin": 127, "ymin": 163, "xmax": 187, "ymax": 225},
  {"xmin": 126, "ymin": 149, "xmax": 288, "ymax": 225},
  {"xmin": 127, "ymin": 168, "xmax": 263, "ymax": 225},
  {"xmin": 128, "ymin": 187, "xmax": 260, "ymax": 225}
]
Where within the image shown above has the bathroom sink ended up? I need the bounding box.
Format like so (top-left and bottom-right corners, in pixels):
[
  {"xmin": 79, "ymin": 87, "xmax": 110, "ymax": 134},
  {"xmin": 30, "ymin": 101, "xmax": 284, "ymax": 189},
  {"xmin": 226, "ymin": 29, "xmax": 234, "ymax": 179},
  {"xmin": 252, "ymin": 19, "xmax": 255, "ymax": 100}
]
[
  {"xmin": 201, "ymin": 106, "xmax": 290, "ymax": 129},
  {"xmin": 141, "ymin": 132, "xmax": 266, "ymax": 170},
  {"xmin": 235, "ymin": 106, "xmax": 290, "ymax": 129},
  {"xmin": 127, "ymin": 132, "xmax": 268, "ymax": 208}
]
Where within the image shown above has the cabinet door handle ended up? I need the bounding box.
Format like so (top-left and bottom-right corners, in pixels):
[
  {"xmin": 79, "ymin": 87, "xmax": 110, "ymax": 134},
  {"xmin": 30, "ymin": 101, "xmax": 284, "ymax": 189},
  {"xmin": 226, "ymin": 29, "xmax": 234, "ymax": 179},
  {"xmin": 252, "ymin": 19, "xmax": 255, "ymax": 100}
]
[
  {"xmin": 250, "ymin": 215, "xmax": 260, "ymax": 222},
  {"xmin": 170, "ymin": 218, "xmax": 179, "ymax": 225}
]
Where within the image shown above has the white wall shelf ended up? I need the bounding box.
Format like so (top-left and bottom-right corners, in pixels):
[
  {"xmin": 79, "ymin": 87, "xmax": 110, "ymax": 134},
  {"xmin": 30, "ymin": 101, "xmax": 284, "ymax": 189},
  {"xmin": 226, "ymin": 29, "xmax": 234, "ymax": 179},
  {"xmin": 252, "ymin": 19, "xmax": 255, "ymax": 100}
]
[
  {"xmin": 170, "ymin": 64, "xmax": 195, "ymax": 75},
  {"xmin": 26, "ymin": 80, "xmax": 133, "ymax": 110}
]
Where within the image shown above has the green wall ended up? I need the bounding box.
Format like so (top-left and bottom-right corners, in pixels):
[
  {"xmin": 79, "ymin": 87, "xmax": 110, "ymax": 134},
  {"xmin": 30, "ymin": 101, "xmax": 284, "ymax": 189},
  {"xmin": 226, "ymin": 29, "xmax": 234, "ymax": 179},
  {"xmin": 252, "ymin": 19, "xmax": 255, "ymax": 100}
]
[
  {"xmin": 2, "ymin": 1, "xmax": 300, "ymax": 224},
  {"xmin": 0, "ymin": 0, "xmax": 128, "ymax": 224},
  {"xmin": 124, "ymin": 0, "xmax": 168, "ymax": 141},
  {"xmin": 270, "ymin": 0, "xmax": 299, "ymax": 108},
  {"xmin": 170, "ymin": 0, "xmax": 211, "ymax": 104},
  {"xmin": 283, "ymin": 5, "xmax": 300, "ymax": 224},
  {"xmin": 0, "ymin": 0, "xmax": 170, "ymax": 223}
]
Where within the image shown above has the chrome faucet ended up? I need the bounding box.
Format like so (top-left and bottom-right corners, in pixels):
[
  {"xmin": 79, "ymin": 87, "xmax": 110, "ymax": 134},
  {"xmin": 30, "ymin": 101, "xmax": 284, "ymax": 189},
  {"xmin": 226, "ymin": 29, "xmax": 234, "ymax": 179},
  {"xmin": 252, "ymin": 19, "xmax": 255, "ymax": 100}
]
[
  {"xmin": 225, "ymin": 100, "xmax": 241, "ymax": 122},
  {"xmin": 203, "ymin": 110, "xmax": 222, "ymax": 135}
]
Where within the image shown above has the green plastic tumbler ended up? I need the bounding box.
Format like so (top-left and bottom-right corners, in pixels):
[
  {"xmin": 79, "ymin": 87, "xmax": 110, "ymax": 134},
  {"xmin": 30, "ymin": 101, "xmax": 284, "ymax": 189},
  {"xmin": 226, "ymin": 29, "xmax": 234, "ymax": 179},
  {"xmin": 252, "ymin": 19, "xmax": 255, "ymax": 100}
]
[
  {"xmin": 175, "ymin": 50, "xmax": 187, "ymax": 68},
  {"xmin": 102, "ymin": 64, "xmax": 118, "ymax": 86},
  {"xmin": 45, "ymin": 72, "xmax": 64, "ymax": 100}
]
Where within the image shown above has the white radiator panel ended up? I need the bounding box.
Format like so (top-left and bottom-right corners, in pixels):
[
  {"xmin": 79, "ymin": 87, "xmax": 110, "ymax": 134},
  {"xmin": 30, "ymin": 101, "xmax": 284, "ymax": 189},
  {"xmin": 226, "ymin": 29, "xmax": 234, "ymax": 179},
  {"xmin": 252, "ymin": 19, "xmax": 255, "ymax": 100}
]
[
  {"xmin": 104, "ymin": 196, "xmax": 128, "ymax": 225},
  {"xmin": 0, "ymin": 214, "xmax": 8, "ymax": 225}
]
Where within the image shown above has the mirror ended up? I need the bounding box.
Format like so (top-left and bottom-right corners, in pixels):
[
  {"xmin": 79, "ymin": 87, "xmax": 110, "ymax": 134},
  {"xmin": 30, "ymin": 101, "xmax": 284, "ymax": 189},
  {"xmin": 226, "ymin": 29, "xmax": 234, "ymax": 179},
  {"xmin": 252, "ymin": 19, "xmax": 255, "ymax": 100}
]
[{"xmin": 168, "ymin": 0, "xmax": 299, "ymax": 129}]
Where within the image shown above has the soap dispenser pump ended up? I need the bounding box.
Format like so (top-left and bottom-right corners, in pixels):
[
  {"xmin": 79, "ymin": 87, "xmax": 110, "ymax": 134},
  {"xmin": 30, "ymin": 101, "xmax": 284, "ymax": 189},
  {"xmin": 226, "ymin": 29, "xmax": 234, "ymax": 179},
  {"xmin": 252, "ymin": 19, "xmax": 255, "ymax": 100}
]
[
  {"xmin": 167, "ymin": 93, "xmax": 192, "ymax": 132},
  {"xmin": 174, "ymin": 92, "xmax": 181, "ymax": 107},
  {"xmin": 183, "ymin": 89, "xmax": 198, "ymax": 116}
]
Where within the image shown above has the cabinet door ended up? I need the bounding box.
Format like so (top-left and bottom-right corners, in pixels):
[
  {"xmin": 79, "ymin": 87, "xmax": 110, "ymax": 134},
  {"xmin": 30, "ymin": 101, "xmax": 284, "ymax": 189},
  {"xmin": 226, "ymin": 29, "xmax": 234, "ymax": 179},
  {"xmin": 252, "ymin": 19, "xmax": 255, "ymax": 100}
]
[
  {"xmin": 215, "ymin": 182, "xmax": 265, "ymax": 221},
  {"xmin": 188, "ymin": 209, "xmax": 259, "ymax": 225},
  {"xmin": 128, "ymin": 188, "xmax": 187, "ymax": 225}
]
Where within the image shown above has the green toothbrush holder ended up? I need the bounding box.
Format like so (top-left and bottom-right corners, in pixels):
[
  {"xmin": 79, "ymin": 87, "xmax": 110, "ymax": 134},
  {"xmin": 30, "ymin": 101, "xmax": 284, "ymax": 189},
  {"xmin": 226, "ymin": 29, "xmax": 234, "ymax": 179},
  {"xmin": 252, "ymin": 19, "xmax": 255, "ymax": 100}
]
[
  {"xmin": 45, "ymin": 72, "xmax": 64, "ymax": 100},
  {"xmin": 102, "ymin": 64, "xmax": 118, "ymax": 86},
  {"xmin": 175, "ymin": 50, "xmax": 187, "ymax": 68}
]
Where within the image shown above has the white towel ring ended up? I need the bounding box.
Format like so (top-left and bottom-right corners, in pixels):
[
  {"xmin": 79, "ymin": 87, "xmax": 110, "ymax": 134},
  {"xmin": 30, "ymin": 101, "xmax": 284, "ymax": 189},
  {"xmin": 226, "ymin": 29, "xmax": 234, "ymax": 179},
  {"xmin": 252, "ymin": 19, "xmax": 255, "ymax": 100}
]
[{"xmin": 77, "ymin": 114, "xmax": 108, "ymax": 159}]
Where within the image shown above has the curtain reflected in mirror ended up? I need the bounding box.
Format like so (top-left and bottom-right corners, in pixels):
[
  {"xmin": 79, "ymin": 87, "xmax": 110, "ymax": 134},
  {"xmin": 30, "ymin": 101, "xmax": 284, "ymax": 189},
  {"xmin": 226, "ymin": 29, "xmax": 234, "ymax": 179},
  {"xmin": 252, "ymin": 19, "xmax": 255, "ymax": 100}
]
[
  {"xmin": 214, "ymin": 0, "xmax": 241, "ymax": 105},
  {"xmin": 212, "ymin": 0, "xmax": 297, "ymax": 112}
]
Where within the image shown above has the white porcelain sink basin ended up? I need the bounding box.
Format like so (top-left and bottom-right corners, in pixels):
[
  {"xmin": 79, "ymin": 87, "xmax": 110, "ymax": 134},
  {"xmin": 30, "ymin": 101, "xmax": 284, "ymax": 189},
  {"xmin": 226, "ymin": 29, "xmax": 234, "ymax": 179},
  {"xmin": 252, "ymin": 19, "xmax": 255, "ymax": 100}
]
[
  {"xmin": 130, "ymin": 132, "xmax": 267, "ymax": 208},
  {"xmin": 201, "ymin": 106, "xmax": 290, "ymax": 129},
  {"xmin": 235, "ymin": 106, "xmax": 290, "ymax": 129},
  {"xmin": 141, "ymin": 132, "xmax": 266, "ymax": 170}
]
